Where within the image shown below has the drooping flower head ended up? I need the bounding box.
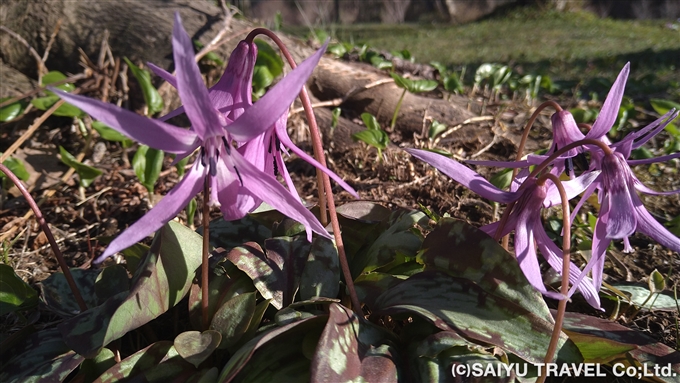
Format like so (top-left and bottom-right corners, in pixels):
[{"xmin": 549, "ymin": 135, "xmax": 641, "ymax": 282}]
[
  {"xmin": 53, "ymin": 13, "xmax": 335, "ymax": 262},
  {"xmin": 405, "ymin": 148, "xmax": 602, "ymax": 309}
]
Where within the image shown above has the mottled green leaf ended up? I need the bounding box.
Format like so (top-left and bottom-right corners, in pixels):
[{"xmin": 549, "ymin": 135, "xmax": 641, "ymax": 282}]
[
  {"xmin": 132, "ymin": 144, "xmax": 164, "ymax": 193},
  {"xmin": 93, "ymin": 341, "xmax": 173, "ymax": 383},
  {"xmin": 311, "ymin": 303, "xmax": 399, "ymax": 382},
  {"xmin": 41, "ymin": 268, "xmax": 100, "ymax": 317},
  {"xmin": 0, "ymin": 264, "xmax": 38, "ymax": 315},
  {"xmin": 217, "ymin": 315, "xmax": 327, "ymax": 382},
  {"xmin": 418, "ymin": 218, "xmax": 551, "ymax": 314},
  {"xmin": 175, "ymin": 330, "xmax": 222, "ymax": 368},
  {"xmin": 562, "ymin": 311, "xmax": 680, "ymax": 380},
  {"xmin": 74, "ymin": 348, "xmax": 116, "ymax": 382},
  {"xmin": 611, "ymin": 283, "xmax": 678, "ymax": 311},
  {"xmin": 0, "ymin": 328, "xmax": 84, "ymax": 383},
  {"xmin": 58, "ymin": 221, "xmax": 203, "ymax": 357},
  {"xmin": 211, "ymin": 292, "xmax": 256, "ymax": 350},
  {"xmin": 298, "ymin": 237, "xmax": 339, "ymax": 301},
  {"xmin": 351, "ymin": 208, "xmax": 428, "ymax": 277},
  {"xmin": 188, "ymin": 256, "xmax": 256, "ymax": 329},
  {"xmin": 562, "ymin": 330, "xmax": 636, "ymax": 364},
  {"xmin": 373, "ymin": 271, "xmax": 581, "ymax": 364},
  {"xmin": 124, "ymin": 57, "xmax": 164, "ymax": 115},
  {"xmin": 94, "ymin": 264, "xmax": 130, "ymax": 303},
  {"xmin": 59, "ymin": 145, "xmax": 102, "ymax": 187},
  {"xmin": 202, "ymin": 216, "xmax": 272, "ymax": 251},
  {"xmin": 354, "ymin": 272, "xmax": 403, "ymax": 309}
]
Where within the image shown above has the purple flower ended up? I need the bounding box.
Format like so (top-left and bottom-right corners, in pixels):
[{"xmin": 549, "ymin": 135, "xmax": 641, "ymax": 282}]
[
  {"xmin": 149, "ymin": 38, "xmax": 359, "ymax": 206},
  {"xmin": 53, "ymin": 13, "xmax": 332, "ymax": 262},
  {"xmin": 405, "ymin": 148, "xmax": 602, "ymax": 309}
]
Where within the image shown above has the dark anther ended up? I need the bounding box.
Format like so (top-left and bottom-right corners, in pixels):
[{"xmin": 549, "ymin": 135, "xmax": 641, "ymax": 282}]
[
  {"xmin": 565, "ymin": 158, "xmax": 574, "ymax": 178},
  {"xmin": 275, "ymin": 136, "xmax": 281, "ymax": 152},
  {"xmin": 273, "ymin": 158, "xmax": 279, "ymax": 177},
  {"xmin": 210, "ymin": 158, "xmax": 217, "ymax": 177},
  {"xmin": 199, "ymin": 147, "xmax": 206, "ymax": 167},
  {"xmin": 268, "ymin": 136, "xmax": 274, "ymax": 154},
  {"xmin": 222, "ymin": 136, "xmax": 231, "ymax": 155},
  {"xmin": 234, "ymin": 166, "xmax": 244, "ymax": 186}
]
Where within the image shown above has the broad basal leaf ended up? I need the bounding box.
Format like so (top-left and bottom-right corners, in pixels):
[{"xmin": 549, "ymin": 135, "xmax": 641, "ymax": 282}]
[
  {"xmin": 373, "ymin": 271, "xmax": 582, "ymax": 365},
  {"xmin": 0, "ymin": 264, "xmax": 38, "ymax": 315},
  {"xmin": 58, "ymin": 221, "xmax": 203, "ymax": 357}
]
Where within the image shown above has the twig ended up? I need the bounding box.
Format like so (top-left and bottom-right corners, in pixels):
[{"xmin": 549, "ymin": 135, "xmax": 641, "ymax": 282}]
[
  {"xmin": 0, "ymin": 26, "xmax": 45, "ymax": 78},
  {"xmin": 0, "ymin": 164, "xmax": 88, "ymax": 312},
  {"xmin": 41, "ymin": 18, "xmax": 63, "ymax": 64},
  {"xmin": 75, "ymin": 187, "xmax": 112, "ymax": 207},
  {"xmin": 0, "ymin": 99, "xmax": 67, "ymax": 164}
]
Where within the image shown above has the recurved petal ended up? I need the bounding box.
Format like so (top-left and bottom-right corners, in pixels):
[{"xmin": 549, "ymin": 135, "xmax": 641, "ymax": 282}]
[
  {"xmin": 172, "ymin": 13, "xmax": 225, "ymax": 140},
  {"xmin": 514, "ymin": 215, "xmax": 564, "ymax": 300},
  {"xmin": 147, "ymin": 62, "xmax": 178, "ymax": 88},
  {"xmin": 627, "ymin": 152, "xmax": 680, "ymax": 167},
  {"xmin": 587, "ymin": 63, "xmax": 629, "ymax": 139},
  {"xmin": 406, "ymin": 148, "xmax": 518, "ymax": 203},
  {"xmin": 230, "ymin": 148, "xmax": 330, "ymax": 241},
  {"xmin": 544, "ymin": 170, "xmax": 600, "ymax": 208},
  {"xmin": 227, "ymin": 41, "xmax": 329, "ymax": 143},
  {"xmin": 535, "ymin": 227, "xmax": 602, "ymax": 310},
  {"xmin": 275, "ymin": 121, "xmax": 359, "ymax": 198},
  {"xmin": 95, "ymin": 162, "xmax": 205, "ymax": 263},
  {"xmin": 51, "ymin": 88, "xmax": 199, "ymax": 153},
  {"xmin": 632, "ymin": 193, "xmax": 680, "ymax": 253}
]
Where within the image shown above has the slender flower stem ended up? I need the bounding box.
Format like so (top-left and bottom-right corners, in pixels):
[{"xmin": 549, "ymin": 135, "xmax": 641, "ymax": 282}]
[
  {"xmin": 0, "ymin": 164, "xmax": 88, "ymax": 312},
  {"xmin": 536, "ymin": 173, "xmax": 571, "ymax": 383},
  {"xmin": 202, "ymin": 178, "xmax": 211, "ymax": 331},
  {"xmin": 529, "ymin": 138, "xmax": 613, "ymax": 179},
  {"xmin": 245, "ymin": 28, "xmax": 328, "ymax": 225},
  {"xmin": 501, "ymin": 101, "xmax": 563, "ymax": 248},
  {"xmin": 245, "ymin": 29, "xmax": 362, "ymax": 314}
]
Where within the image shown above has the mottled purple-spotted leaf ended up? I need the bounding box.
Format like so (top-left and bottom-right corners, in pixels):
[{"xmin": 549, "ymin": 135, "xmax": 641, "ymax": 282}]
[
  {"xmin": 311, "ymin": 303, "xmax": 399, "ymax": 383},
  {"xmin": 0, "ymin": 328, "xmax": 84, "ymax": 383},
  {"xmin": 73, "ymin": 348, "xmax": 116, "ymax": 382},
  {"xmin": 217, "ymin": 315, "xmax": 328, "ymax": 382},
  {"xmin": 187, "ymin": 367, "xmax": 219, "ymax": 383},
  {"xmin": 202, "ymin": 216, "xmax": 272, "ymax": 251},
  {"xmin": 275, "ymin": 306, "xmax": 318, "ymax": 326},
  {"xmin": 264, "ymin": 236, "xmax": 312, "ymax": 306},
  {"xmin": 174, "ymin": 330, "xmax": 222, "ymax": 368},
  {"xmin": 94, "ymin": 265, "xmax": 130, "ymax": 303},
  {"xmin": 231, "ymin": 298, "xmax": 271, "ymax": 352},
  {"xmin": 92, "ymin": 341, "xmax": 173, "ymax": 383},
  {"xmin": 41, "ymin": 268, "xmax": 100, "ymax": 317},
  {"xmin": 227, "ymin": 236, "xmax": 317, "ymax": 310},
  {"xmin": 227, "ymin": 242, "xmax": 285, "ymax": 309},
  {"xmin": 288, "ymin": 297, "xmax": 341, "ymax": 309},
  {"xmin": 350, "ymin": 209, "xmax": 428, "ymax": 277},
  {"xmin": 419, "ymin": 218, "xmax": 552, "ymax": 317},
  {"xmin": 299, "ymin": 237, "xmax": 340, "ymax": 301},
  {"xmin": 373, "ymin": 271, "xmax": 582, "ymax": 364},
  {"xmin": 187, "ymin": 256, "xmax": 256, "ymax": 329},
  {"xmin": 562, "ymin": 311, "xmax": 680, "ymax": 380},
  {"xmin": 354, "ymin": 272, "xmax": 403, "ymax": 308},
  {"xmin": 210, "ymin": 292, "xmax": 256, "ymax": 350},
  {"xmin": 335, "ymin": 201, "xmax": 390, "ymax": 258},
  {"xmin": 59, "ymin": 221, "xmax": 203, "ymax": 357}
]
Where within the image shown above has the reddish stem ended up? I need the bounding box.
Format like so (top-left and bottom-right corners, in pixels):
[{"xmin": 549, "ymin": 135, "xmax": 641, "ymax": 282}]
[
  {"xmin": 246, "ymin": 29, "xmax": 362, "ymax": 314},
  {"xmin": 202, "ymin": 178, "xmax": 211, "ymax": 331},
  {"xmin": 536, "ymin": 173, "xmax": 571, "ymax": 383},
  {"xmin": 500, "ymin": 101, "xmax": 563, "ymax": 247},
  {"xmin": 0, "ymin": 163, "xmax": 88, "ymax": 312}
]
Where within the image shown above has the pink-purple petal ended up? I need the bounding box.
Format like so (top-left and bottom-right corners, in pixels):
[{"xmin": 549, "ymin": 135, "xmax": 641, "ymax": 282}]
[
  {"xmin": 406, "ymin": 148, "xmax": 518, "ymax": 203},
  {"xmin": 230, "ymin": 149, "xmax": 330, "ymax": 241},
  {"xmin": 51, "ymin": 88, "xmax": 199, "ymax": 153},
  {"xmin": 97, "ymin": 162, "xmax": 205, "ymax": 262},
  {"xmin": 631, "ymin": 194, "xmax": 680, "ymax": 253},
  {"xmin": 275, "ymin": 121, "xmax": 359, "ymax": 198},
  {"xmin": 227, "ymin": 41, "xmax": 329, "ymax": 143},
  {"xmin": 172, "ymin": 13, "xmax": 225, "ymax": 140},
  {"xmin": 543, "ymin": 171, "xmax": 600, "ymax": 208},
  {"xmin": 587, "ymin": 63, "xmax": 630, "ymax": 139},
  {"xmin": 147, "ymin": 62, "xmax": 178, "ymax": 88}
]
